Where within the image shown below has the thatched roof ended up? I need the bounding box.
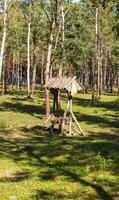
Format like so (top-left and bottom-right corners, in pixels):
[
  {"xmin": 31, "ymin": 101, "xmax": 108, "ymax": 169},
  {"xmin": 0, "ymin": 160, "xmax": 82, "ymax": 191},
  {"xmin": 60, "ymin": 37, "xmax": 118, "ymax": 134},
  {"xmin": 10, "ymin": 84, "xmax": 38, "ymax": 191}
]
[{"xmin": 44, "ymin": 76, "xmax": 84, "ymax": 96}]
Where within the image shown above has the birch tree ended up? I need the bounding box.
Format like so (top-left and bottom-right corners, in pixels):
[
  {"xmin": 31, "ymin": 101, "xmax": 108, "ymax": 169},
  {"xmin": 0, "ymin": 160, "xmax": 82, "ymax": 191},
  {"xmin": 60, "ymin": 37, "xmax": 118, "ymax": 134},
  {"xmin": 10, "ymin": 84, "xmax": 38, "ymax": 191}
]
[
  {"xmin": 43, "ymin": 0, "xmax": 58, "ymax": 116},
  {"xmin": 0, "ymin": 0, "xmax": 8, "ymax": 82},
  {"xmin": 27, "ymin": 2, "xmax": 31, "ymax": 99}
]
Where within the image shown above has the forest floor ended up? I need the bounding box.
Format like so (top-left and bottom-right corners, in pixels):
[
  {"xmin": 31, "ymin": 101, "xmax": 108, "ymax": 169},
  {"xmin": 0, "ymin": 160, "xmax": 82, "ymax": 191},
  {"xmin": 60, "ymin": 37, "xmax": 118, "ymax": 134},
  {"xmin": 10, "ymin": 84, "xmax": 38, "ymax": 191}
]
[{"xmin": 0, "ymin": 90, "xmax": 119, "ymax": 200}]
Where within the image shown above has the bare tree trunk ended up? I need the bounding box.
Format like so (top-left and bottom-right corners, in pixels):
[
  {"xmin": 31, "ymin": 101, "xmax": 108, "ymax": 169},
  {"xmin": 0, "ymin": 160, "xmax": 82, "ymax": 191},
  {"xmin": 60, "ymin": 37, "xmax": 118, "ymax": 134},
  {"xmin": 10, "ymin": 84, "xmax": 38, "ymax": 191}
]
[
  {"xmin": 31, "ymin": 64, "xmax": 36, "ymax": 96},
  {"xmin": 2, "ymin": 56, "xmax": 7, "ymax": 95},
  {"xmin": 0, "ymin": 0, "xmax": 7, "ymax": 82},
  {"xmin": 17, "ymin": 52, "xmax": 20, "ymax": 91},
  {"xmin": 59, "ymin": 0, "xmax": 64, "ymax": 76},
  {"xmin": 45, "ymin": 19, "xmax": 56, "ymax": 116},
  {"xmin": 109, "ymin": 63, "xmax": 113, "ymax": 93},
  {"xmin": 97, "ymin": 56, "xmax": 101, "ymax": 97},
  {"xmin": 96, "ymin": 8, "xmax": 101, "ymax": 98},
  {"xmin": 12, "ymin": 53, "xmax": 15, "ymax": 90},
  {"xmin": 27, "ymin": 3, "xmax": 31, "ymax": 99},
  {"xmin": 56, "ymin": 0, "xmax": 65, "ymax": 111},
  {"xmin": 4, "ymin": 61, "xmax": 7, "ymax": 94},
  {"xmin": 31, "ymin": 48, "xmax": 37, "ymax": 96},
  {"xmin": 20, "ymin": 65, "xmax": 22, "ymax": 89},
  {"xmin": 117, "ymin": 76, "xmax": 119, "ymax": 96},
  {"xmin": 83, "ymin": 60, "xmax": 88, "ymax": 93},
  {"xmin": 2, "ymin": 59, "xmax": 5, "ymax": 95},
  {"xmin": 102, "ymin": 55, "xmax": 106, "ymax": 93},
  {"xmin": 91, "ymin": 56, "xmax": 95, "ymax": 105},
  {"xmin": 41, "ymin": 53, "xmax": 44, "ymax": 90},
  {"xmin": 96, "ymin": 8, "xmax": 100, "ymax": 98},
  {"xmin": 100, "ymin": 46, "xmax": 103, "ymax": 95},
  {"xmin": 100, "ymin": 67, "xmax": 103, "ymax": 95}
]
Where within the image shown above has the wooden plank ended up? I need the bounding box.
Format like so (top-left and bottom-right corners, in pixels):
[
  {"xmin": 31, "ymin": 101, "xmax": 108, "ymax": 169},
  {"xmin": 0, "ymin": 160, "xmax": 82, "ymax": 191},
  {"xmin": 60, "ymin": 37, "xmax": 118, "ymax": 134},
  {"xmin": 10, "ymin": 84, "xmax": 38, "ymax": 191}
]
[
  {"xmin": 65, "ymin": 76, "xmax": 76, "ymax": 89},
  {"xmin": 44, "ymin": 77, "xmax": 84, "ymax": 93}
]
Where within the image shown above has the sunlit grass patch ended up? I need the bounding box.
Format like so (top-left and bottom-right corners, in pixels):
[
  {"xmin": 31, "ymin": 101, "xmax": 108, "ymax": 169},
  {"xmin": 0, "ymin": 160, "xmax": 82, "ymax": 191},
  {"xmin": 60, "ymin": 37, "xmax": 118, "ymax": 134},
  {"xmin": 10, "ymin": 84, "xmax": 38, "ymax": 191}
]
[{"xmin": 0, "ymin": 91, "xmax": 119, "ymax": 199}]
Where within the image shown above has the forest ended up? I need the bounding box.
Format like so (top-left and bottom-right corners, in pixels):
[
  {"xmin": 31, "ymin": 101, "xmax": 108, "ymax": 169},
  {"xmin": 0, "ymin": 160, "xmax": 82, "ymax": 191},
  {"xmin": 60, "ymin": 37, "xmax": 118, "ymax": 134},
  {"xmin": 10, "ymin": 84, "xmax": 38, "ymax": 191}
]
[{"xmin": 0, "ymin": 0, "xmax": 119, "ymax": 199}]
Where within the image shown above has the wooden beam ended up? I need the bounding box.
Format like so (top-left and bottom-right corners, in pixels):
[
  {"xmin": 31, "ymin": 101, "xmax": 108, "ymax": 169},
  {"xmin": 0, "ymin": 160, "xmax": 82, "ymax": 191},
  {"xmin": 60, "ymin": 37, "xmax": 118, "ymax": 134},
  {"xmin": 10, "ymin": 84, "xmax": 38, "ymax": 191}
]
[
  {"xmin": 72, "ymin": 126, "xmax": 81, "ymax": 135},
  {"xmin": 70, "ymin": 111, "xmax": 84, "ymax": 135},
  {"xmin": 61, "ymin": 100, "xmax": 69, "ymax": 134},
  {"xmin": 65, "ymin": 76, "xmax": 76, "ymax": 89},
  {"xmin": 69, "ymin": 96, "xmax": 72, "ymax": 135},
  {"xmin": 44, "ymin": 114, "xmax": 53, "ymax": 125}
]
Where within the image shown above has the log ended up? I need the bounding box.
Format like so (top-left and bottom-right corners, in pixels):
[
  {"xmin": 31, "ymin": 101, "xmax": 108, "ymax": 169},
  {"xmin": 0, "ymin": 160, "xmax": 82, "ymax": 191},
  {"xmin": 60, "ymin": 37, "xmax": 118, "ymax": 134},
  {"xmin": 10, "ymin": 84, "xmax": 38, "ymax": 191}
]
[
  {"xmin": 72, "ymin": 126, "xmax": 81, "ymax": 135},
  {"xmin": 70, "ymin": 111, "xmax": 84, "ymax": 135},
  {"xmin": 44, "ymin": 114, "xmax": 53, "ymax": 124}
]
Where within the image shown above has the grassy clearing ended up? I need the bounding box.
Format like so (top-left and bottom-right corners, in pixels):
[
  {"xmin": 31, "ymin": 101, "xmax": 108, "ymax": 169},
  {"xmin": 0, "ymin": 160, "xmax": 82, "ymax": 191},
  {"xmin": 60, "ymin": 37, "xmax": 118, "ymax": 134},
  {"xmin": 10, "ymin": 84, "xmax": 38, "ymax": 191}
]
[{"xmin": 0, "ymin": 91, "xmax": 119, "ymax": 200}]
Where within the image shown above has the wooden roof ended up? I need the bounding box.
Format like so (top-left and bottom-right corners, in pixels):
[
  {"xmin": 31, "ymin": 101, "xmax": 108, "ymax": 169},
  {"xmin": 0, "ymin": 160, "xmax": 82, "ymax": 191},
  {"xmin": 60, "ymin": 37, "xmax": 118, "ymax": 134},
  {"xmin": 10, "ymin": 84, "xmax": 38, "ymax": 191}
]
[{"xmin": 44, "ymin": 76, "xmax": 84, "ymax": 96}]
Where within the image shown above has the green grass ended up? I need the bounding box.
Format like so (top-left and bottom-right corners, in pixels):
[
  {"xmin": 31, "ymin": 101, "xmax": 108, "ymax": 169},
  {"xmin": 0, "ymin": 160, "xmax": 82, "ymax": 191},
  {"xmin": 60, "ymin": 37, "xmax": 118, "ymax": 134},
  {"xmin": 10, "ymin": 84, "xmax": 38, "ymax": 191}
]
[{"xmin": 0, "ymin": 91, "xmax": 119, "ymax": 200}]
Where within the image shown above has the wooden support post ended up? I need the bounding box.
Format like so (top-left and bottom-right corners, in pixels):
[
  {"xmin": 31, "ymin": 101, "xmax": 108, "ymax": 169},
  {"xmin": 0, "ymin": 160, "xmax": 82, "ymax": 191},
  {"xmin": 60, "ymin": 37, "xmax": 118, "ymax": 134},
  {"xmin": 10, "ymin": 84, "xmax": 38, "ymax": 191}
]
[
  {"xmin": 44, "ymin": 114, "xmax": 53, "ymax": 125},
  {"xmin": 69, "ymin": 96, "xmax": 72, "ymax": 135},
  {"xmin": 71, "ymin": 111, "xmax": 84, "ymax": 135},
  {"xmin": 53, "ymin": 92, "xmax": 56, "ymax": 112},
  {"xmin": 53, "ymin": 89, "xmax": 61, "ymax": 112},
  {"xmin": 61, "ymin": 100, "xmax": 69, "ymax": 134},
  {"xmin": 72, "ymin": 126, "xmax": 81, "ymax": 135},
  {"xmin": 69, "ymin": 113, "xmax": 72, "ymax": 135},
  {"xmin": 57, "ymin": 89, "xmax": 61, "ymax": 111}
]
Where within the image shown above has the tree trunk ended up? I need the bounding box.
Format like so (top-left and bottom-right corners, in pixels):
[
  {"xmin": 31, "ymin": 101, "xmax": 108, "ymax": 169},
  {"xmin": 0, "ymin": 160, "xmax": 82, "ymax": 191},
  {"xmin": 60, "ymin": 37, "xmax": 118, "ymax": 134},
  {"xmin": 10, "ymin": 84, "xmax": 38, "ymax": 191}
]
[
  {"xmin": 41, "ymin": 53, "xmax": 44, "ymax": 90},
  {"xmin": 96, "ymin": 8, "xmax": 100, "ymax": 97},
  {"xmin": 2, "ymin": 60, "xmax": 5, "ymax": 95},
  {"xmin": 0, "ymin": 0, "xmax": 7, "ymax": 82},
  {"xmin": 31, "ymin": 48, "xmax": 37, "ymax": 96},
  {"xmin": 20, "ymin": 65, "xmax": 22, "ymax": 89},
  {"xmin": 91, "ymin": 56, "xmax": 96, "ymax": 105},
  {"xmin": 55, "ymin": 0, "xmax": 65, "ymax": 112},
  {"xmin": 17, "ymin": 52, "xmax": 20, "ymax": 91},
  {"xmin": 45, "ymin": 19, "xmax": 56, "ymax": 117},
  {"xmin": 59, "ymin": 0, "xmax": 64, "ymax": 76},
  {"xmin": 99, "ymin": 46, "xmax": 103, "ymax": 95},
  {"xmin": 12, "ymin": 53, "xmax": 15, "ymax": 90},
  {"xmin": 2, "ymin": 57, "xmax": 7, "ymax": 95},
  {"xmin": 27, "ymin": 3, "xmax": 31, "ymax": 99},
  {"xmin": 117, "ymin": 76, "xmax": 119, "ymax": 96},
  {"xmin": 109, "ymin": 66, "xmax": 113, "ymax": 93}
]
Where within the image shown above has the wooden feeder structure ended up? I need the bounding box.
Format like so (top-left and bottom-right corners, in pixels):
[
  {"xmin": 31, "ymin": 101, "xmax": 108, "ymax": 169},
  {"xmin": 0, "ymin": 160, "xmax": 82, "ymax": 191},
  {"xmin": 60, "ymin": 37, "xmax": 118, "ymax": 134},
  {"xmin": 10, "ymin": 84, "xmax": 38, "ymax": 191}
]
[{"xmin": 44, "ymin": 76, "xmax": 84, "ymax": 135}]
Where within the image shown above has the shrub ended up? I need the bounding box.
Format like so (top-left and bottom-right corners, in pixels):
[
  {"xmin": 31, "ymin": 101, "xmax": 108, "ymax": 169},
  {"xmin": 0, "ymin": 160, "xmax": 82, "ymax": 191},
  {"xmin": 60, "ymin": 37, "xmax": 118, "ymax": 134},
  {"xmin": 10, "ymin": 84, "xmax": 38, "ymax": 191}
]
[{"xmin": 92, "ymin": 152, "xmax": 107, "ymax": 171}]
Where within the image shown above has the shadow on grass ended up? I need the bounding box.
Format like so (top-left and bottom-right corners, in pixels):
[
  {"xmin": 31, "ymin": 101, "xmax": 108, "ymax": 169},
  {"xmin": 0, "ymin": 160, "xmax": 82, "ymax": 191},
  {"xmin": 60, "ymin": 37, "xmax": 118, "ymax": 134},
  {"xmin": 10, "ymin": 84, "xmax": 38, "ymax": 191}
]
[
  {"xmin": 0, "ymin": 128, "xmax": 119, "ymax": 199},
  {"xmin": 75, "ymin": 112, "xmax": 119, "ymax": 129},
  {"xmin": 5, "ymin": 90, "xmax": 27, "ymax": 96},
  {"xmin": 33, "ymin": 189, "xmax": 68, "ymax": 200},
  {"xmin": 0, "ymin": 102, "xmax": 45, "ymax": 118},
  {"xmin": 74, "ymin": 96, "xmax": 119, "ymax": 112},
  {"xmin": 4, "ymin": 89, "xmax": 45, "ymax": 98},
  {"xmin": 1, "ymin": 100, "xmax": 119, "ymax": 131},
  {"xmin": 21, "ymin": 125, "xmax": 61, "ymax": 135},
  {"xmin": 98, "ymin": 99, "xmax": 119, "ymax": 112},
  {"xmin": 0, "ymin": 93, "xmax": 119, "ymax": 199}
]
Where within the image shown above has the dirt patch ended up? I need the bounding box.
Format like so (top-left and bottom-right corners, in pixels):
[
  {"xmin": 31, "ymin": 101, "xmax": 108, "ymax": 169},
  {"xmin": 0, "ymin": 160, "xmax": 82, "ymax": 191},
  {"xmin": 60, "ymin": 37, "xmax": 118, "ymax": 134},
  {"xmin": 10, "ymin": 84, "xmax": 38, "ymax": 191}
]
[{"xmin": 0, "ymin": 132, "xmax": 29, "ymax": 141}]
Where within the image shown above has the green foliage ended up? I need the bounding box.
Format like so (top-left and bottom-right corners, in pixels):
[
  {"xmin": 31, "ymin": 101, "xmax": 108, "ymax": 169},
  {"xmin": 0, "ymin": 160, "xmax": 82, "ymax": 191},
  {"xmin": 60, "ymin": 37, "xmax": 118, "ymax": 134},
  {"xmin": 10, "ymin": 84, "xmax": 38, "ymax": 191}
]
[
  {"xmin": 92, "ymin": 152, "xmax": 107, "ymax": 171},
  {"xmin": 0, "ymin": 121, "xmax": 7, "ymax": 129},
  {"xmin": 0, "ymin": 0, "xmax": 118, "ymax": 82}
]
